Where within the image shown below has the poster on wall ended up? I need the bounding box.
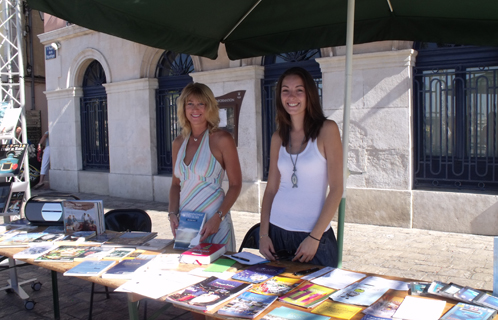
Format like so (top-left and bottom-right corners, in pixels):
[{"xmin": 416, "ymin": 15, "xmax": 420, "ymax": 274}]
[
  {"xmin": 0, "ymin": 108, "xmax": 21, "ymax": 140},
  {"xmin": 0, "ymin": 144, "xmax": 26, "ymax": 177}
]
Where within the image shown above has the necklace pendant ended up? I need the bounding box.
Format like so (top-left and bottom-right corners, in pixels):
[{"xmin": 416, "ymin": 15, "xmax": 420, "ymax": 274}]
[
  {"xmin": 291, "ymin": 172, "xmax": 298, "ymax": 188},
  {"xmin": 193, "ymin": 138, "xmax": 198, "ymax": 142}
]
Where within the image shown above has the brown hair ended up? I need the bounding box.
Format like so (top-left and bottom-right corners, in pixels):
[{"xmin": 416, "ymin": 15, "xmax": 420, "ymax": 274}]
[
  {"xmin": 177, "ymin": 82, "xmax": 219, "ymax": 138},
  {"xmin": 275, "ymin": 67, "xmax": 326, "ymax": 147}
]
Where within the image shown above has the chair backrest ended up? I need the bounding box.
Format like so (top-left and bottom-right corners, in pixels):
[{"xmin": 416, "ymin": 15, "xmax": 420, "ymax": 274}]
[
  {"xmin": 238, "ymin": 223, "xmax": 260, "ymax": 252},
  {"xmin": 104, "ymin": 209, "xmax": 152, "ymax": 232}
]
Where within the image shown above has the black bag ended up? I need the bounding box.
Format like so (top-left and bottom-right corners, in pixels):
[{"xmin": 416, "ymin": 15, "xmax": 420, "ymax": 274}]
[{"xmin": 25, "ymin": 193, "xmax": 79, "ymax": 226}]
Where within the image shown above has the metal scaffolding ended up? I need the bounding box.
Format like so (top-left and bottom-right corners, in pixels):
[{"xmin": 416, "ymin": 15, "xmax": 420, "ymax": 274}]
[{"xmin": 0, "ymin": 0, "xmax": 31, "ymax": 197}]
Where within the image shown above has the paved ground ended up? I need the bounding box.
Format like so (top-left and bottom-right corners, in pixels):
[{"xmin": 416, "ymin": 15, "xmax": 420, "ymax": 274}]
[{"xmin": 0, "ymin": 187, "xmax": 495, "ymax": 319}]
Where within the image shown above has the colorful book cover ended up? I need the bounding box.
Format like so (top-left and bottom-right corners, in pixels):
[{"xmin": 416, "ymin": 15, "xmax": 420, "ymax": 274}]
[
  {"xmin": 440, "ymin": 302, "xmax": 497, "ymax": 320},
  {"xmin": 362, "ymin": 293, "xmax": 404, "ymax": 318},
  {"xmin": 173, "ymin": 211, "xmax": 206, "ymax": 250},
  {"xmin": 5, "ymin": 191, "xmax": 24, "ymax": 215},
  {"xmin": 311, "ymin": 299, "xmax": 363, "ymax": 319},
  {"xmin": 0, "ymin": 144, "xmax": 26, "ymax": 177},
  {"xmin": 180, "ymin": 243, "xmax": 226, "ymax": 265},
  {"xmin": 250, "ymin": 276, "xmax": 303, "ymax": 296},
  {"xmin": 166, "ymin": 276, "xmax": 251, "ymax": 311},
  {"xmin": 101, "ymin": 259, "xmax": 151, "ymax": 279},
  {"xmin": 34, "ymin": 246, "xmax": 92, "ymax": 263},
  {"xmin": 0, "ymin": 232, "xmax": 44, "ymax": 247},
  {"xmin": 31, "ymin": 233, "xmax": 65, "ymax": 243},
  {"xmin": 232, "ymin": 265, "xmax": 286, "ymax": 283},
  {"xmin": 330, "ymin": 277, "xmax": 391, "ymax": 306},
  {"xmin": 73, "ymin": 246, "xmax": 108, "ymax": 261},
  {"xmin": 260, "ymin": 306, "xmax": 330, "ymax": 320},
  {"xmin": 454, "ymin": 287, "xmax": 484, "ymax": 303},
  {"xmin": 64, "ymin": 260, "xmax": 116, "ymax": 277},
  {"xmin": 62, "ymin": 200, "xmax": 104, "ymax": 235},
  {"xmin": 475, "ymin": 293, "xmax": 498, "ymax": 311},
  {"xmin": 279, "ymin": 283, "xmax": 336, "ymax": 308},
  {"xmin": 217, "ymin": 291, "xmax": 278, "ymax": 318},
  {"xmin": 100, "ymin": 248, "xmax": 135, "ymax": 260}
]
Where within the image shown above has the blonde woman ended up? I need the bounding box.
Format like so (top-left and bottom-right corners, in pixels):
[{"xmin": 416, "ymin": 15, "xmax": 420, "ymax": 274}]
[{"xmin": 168, "ymin": 83, "xmax": 241, "ymax": 252}]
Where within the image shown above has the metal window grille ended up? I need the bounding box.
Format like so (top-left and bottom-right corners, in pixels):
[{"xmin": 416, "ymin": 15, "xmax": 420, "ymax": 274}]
[
  {"xmin": 81, "ymin": 61, "xmax": 109, "ymax": 170},
  {"xmin": 155, "ymin": 52, "xmax": 193, "ymax": 174},
  {"xmin": 414, "ymin": 45, "xmax": 498, "ymax": 191},
  {"xmin": 261, "ymin": 50, "xmax": 322, "ymax": 180}
]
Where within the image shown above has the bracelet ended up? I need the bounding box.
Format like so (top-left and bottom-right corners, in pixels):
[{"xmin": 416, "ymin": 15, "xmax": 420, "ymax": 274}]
[
  {"xmin": 168, "ymin": 212, "xmax": 178, "ymax": 221},
  {"xmin": 259, "ymin": 234, "xmax": 269, "ymax": 240},
  {"xmin": 308, "ymin": 234, "xmax": 321, "ymax": 242}
]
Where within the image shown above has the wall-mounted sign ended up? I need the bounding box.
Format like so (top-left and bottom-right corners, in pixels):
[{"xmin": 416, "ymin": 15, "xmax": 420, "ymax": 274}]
[
  {"xmin": 45, "ymin": 46, "xmax": 56, "ymax": 60},
  {"xmin": 216, "ymin": 90, "xmax": 246, "ymax": 147}
]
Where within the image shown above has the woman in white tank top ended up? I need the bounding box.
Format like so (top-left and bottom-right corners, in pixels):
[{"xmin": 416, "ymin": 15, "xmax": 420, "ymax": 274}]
[{"xmin": 259, "ymin": 67, "xmax": 344, "ymax": 267}]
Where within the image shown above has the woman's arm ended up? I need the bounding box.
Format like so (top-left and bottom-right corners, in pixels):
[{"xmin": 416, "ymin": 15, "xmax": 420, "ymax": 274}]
[
  {"xmin": 168, "ymin": 136, "xmax": 183, "ymax": 237},
  {"xmin": 37, "ymin": 131, "xmax": 48, "ymax": 150},
  {"xmin": 259, "ymin": 132, "xmax": 282, "ymax": 261},
  {"xmin": 200, "ymin": 130, "xmax": 242, "ymax": 242},
  {"xmin": 293, "ymin": 120, "xmax": 343, "ymax": 263}
]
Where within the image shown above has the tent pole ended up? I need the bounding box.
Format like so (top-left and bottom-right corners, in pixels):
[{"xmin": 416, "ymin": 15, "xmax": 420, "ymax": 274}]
[{"xmin": 337, "ymin": 0, "xmax": 355, "ymax": 269}]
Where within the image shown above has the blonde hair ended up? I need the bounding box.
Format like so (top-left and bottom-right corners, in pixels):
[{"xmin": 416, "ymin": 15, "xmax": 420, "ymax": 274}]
[{"xmin": 177, "ymin": 82, "xmax": 220, "ymax": 138}]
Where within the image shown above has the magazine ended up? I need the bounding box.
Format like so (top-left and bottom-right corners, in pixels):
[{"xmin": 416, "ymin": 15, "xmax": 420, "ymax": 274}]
[
  {"xmin": 101, "ymin": 259, "xmax": 151, "ymax": 279},
  {"xmin": 62, "ymin": 200, "xmax": 105, "ymax": 235},
  {"xmin": 0, "ymin": 232, "xmax": 45, "ymax": 247},
  {"xmin": 279, "ymin": 283, "xmax": 336, "ymax": 308},
  {"xmin": 232, "ymin": 265, "xmax": 286, "ymax": 284},
  {"xmin": 173, "ymin": 211, "xmax": 206, "ymax": 250},
  {"xmin": 260, "ymin": 306, "xmax": 330, "ymax": 320},
  {"xmin": 35, "ymin": 245, "xmax": 95, "ymax": 263},
  {"xmin": 250, "ymin": 276, "xmax": 303, "ymax": 296},
  {"xmin": 64, "ymin": 260, "xmax": 117, "ymax": 277},
  {"xmin": 166, "ymin": 276, "xmax": 251, "ymax": 311},
  {"xmin": 329, "ymin": 276, "xmax": 395, "ymax": 306},
  {"xmin": 311, "ymin": 299, "xmax": 363, "ymax": 319},
  {"xmin": 217, "ymin": 291, "xmax": 278, "ymax": 318},
  {"xmin": 13, "ymin": 244, "xmax": 56, "ymax": 259},
  {"xmin": 362, "ymin": 293, "xmax": 404, "ymax": 318},
  {"xmin": 440, "ymin": 302, "xmax": 497, "ymax": 320}
]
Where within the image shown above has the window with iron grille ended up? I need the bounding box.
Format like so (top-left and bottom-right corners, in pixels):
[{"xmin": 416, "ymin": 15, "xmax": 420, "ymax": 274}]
[
  {"xmin": 80, "ymin": 60, "xmax": 109, "ymax": 171},
  {"xmin": 261, "ymin": 50, "xmax": 322, "ymax": 180},
  {"xmin": 414, "ymin": 44, "xmax": 498, "ymax": 191},
  {"xmin": 155, "ymin": 51, "xmax": 193, "ymax": 174}
]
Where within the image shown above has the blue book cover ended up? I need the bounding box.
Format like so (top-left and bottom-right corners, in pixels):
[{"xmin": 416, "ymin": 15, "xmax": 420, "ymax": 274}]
[
  {"xmin": 101, "ymin": 259, "xmax": 150, "ymax": 279},
  {"xmin": 232, "ymin": 265, "xmax": 286, "ymax": 283},
  {"xmin": 173, "ymin": 211, "xmax": 206, "ymax": 250},
  {"xmin": 440, "ymin": 302, "xmax": 497, "ymax": 320},
  {"xmin": 167, "ymin": 276, "xmax": 251, "ymax": 311},
  {"xmin": 0, "ymin": 232, "xmax": 44, "ymax": 247},
  {"xmin": 360, "ymin": 315, "xmax": 392, "ymax": 320},
  {"xmin": 260, "ymin": 306, "xmax": 329, "ymax": 320},
  {"xmin": 218, "ymin": 291, "xmax": 278, "ymax": 318},
  {"xmin": 64, "ymin": 260, "xmax": 116, "ymax": 277}
]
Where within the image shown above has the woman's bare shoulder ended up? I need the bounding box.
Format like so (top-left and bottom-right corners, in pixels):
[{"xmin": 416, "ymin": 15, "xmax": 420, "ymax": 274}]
[
  {"xmin": 172, "ymin": 135, "xmax": 185, "ymax": 147},
  {"xmin": 320, "ymin": 119, "xmax": 340, "ymax": 135}
]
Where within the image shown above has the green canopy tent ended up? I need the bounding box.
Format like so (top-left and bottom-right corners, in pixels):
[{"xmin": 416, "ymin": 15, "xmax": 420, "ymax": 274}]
[{"xmin": 27, "ymin": 0, "xmax": 498, "ymax": 266}]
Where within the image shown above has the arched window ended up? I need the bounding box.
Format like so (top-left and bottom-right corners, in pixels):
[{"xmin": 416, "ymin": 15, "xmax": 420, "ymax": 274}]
[
  {"xmin": 155, "ymin": 51, "xmax": 193, "ymax": 174},
  {"xmin": 261, "ymin": 50, "xmax": 322, "ymax": 180},
  {"xmin": 413, "ymin": 43, "xmax": 498, "ymax": 191},
  {"xmin": 80, "ymin": 60, "xmax": 109, "ymax": 170}
]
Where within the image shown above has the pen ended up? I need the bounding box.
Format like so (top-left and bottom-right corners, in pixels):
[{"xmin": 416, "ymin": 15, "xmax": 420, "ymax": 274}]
[
  {"xmin": 232, "ymin": 255, "xmax": 250, "ymax": 262},
  {"xmin": 293, "ymin": 267, "xmax": 320, "ymax": 276}
]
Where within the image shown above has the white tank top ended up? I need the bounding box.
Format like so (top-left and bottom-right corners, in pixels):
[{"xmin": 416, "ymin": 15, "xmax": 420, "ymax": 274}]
[{"xmin": 269, "ymin": 138, "xmax": 329, "ymax": 232}]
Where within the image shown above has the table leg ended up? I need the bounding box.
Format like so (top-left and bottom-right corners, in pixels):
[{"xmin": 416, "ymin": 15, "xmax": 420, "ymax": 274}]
[
  {"xmin": 127, "ymin": 294, "xmax": 140, "ymax": 320},
  {"xmin": 51, "ymin": 270, "xmax": 60, "ymax": 320}
]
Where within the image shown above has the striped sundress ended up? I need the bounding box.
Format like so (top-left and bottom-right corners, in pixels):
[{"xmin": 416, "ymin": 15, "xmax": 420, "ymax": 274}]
[{"xmin": 174, "ymin": 130, "xmax": 236, "ymax": 251}]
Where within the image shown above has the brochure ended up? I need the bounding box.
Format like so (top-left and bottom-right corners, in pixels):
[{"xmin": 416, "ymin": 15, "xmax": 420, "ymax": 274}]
[
  {"xmin": 173, "ymin": 211, "xmax": 206, "ymax": 250},
  {"xmin": 217, "ymin": 291, "xmax": 278, "ymax": 318}
]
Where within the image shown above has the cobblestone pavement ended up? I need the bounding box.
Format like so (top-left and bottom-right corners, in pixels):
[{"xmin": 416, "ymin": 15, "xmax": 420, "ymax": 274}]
[{"xmin": 0, "ymin": 189, "xmax": 494, "ymax": 319}]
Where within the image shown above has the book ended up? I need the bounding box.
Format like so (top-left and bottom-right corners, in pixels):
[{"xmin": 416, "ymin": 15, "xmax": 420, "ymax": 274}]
[
  {"xmin": 13, "ymin": 244, "xmax": 56, "ymax": 259},
  {"xmin": 64, "ymin": 260, "xmax": 117, "ymax": 277},
  {"xmin": 392, "ymin": 295, "xmax": 446, "ymax": 320},
  {"xmin": 279, "ymin": 283, "xmax": 336, "ymax": 308},
  {"xmin": 101, "ymin": 259, "xmax": 151, "ymax": 279},
  {"xmin": 136, "ymin": 238, "xmax": 173, "ymax": 251},
  {"xmin": 102, "ymin": 231, "xmax": 157, "ymax": 247},
  {"xmin": 43, "ymin": 225, "xmax": 65, "ymax": 234},
  {"xmin": 224, "ymin": 251, "xmax": 270, "ymax": 265},
  {"xmin": 5, "ymin": 191, "xmax": 24, "ymax": 215},
  {"xmin": 100, "ymin": 247, "xmax": 136, "ymax": 260},
  {"xmin": 85, "ymin": 231, "xmax": 121, "ymax": 244},
  {"xmin": 122, "ymin": 249, "xmax": 145, "ymax": 260},
  {"xmin": 217, "ymin": 291, "xmax": 278, "ymax": 318},
  {"xmin": 362, "ymin": 293, "xmax": 404, "ymax": 318},
  {"xmin": 310, "ymin": 268, "xmax": 366, "ymax": 289},
  {"xmin": 360, "ymin": 315, "xmax": 391, "ymax": 320},
  {"xmin": 250, "ymin": 276, "xmax": 303, "ymax": 296},
  {"xmin": 0, "ymin": 232, "xmax": 45, "ymax": 247},
  {"xmin": 408, "ymin": 281, "xmax": 431, "ymax": 296},
  {"xmin": 474, "ymin": 293, "xmax": 498, "ymax": 311},
  {"xmin": 31, "ymin": 233, "xmax": 66, "ymax": 243},
  {"xmin": 62, "ymin": 200, "xmax": 105, "ymax": 235},
  {"xmin": 180, "ymin": 243, "xmax": 226, "ymax": 265},
  {"xmin": 329, "ymin": 276, "xmax": 393, "ymax": 306},
  {"xmin": 454, "ymin": 286, "xmax": 485, "ymax": 303},
  {"xmin": 166, "ymin": 276, "xmax": 251, "ymax": 311},
  {"xmin": 260, "ymin": 306, "xmax": 330, "ymax": 320},
  {"xmin": 35, "ymin": 245, "xmax": 95, "ymax": 263},
  {"xmin": 311, "ymin": 299, "xmax": 363, "ymax": 319},
  {"xmin": 73, "ymin": 246, "xmax": 110, "ymax": 261},
  {"xmin": 54, "ymin": 231, "xmax": 97, "ymax": 245},
  {"xmin": 173, "ymin": 211, "xmax": 206, "ymax": 250},
  {"xmin": 232, "ymin": 264, "xmax": 286, "ymax": 284},
  {"xmin": 440, "ymin": 302, "xmax": 497, "ymax": 320}
]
